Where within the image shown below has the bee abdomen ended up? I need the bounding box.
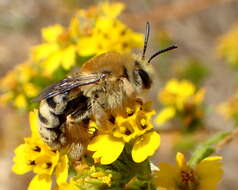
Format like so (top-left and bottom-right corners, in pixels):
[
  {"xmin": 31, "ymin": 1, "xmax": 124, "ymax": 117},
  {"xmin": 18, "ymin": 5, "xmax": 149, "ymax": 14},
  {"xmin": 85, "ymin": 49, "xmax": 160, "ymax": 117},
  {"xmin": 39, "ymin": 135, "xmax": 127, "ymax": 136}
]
[
  {"xmin": 38, "ymin": 93, "xmax": 69, "ymax": 128},
  {"xmin": 46, "ymin": 94, "xmax": 68, "ymax": 114},
  {"xmin": 39, "ymin": 123, "xmax": 67, "ymax": 149},
  {"xmin": 38, "ymin": 93, "xmax": 90, "ymax": 149},
  {"xmin": 39, "ymin": 103, "xmax": 65, "ymax": 129}
]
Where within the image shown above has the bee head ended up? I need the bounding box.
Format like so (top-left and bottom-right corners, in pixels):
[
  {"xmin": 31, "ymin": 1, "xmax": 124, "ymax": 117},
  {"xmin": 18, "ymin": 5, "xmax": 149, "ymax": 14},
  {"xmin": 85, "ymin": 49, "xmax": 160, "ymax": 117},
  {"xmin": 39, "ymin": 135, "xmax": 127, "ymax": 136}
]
[{"xmin": 132, "ymin": 22, "xmax": 177, "ymax": 90}]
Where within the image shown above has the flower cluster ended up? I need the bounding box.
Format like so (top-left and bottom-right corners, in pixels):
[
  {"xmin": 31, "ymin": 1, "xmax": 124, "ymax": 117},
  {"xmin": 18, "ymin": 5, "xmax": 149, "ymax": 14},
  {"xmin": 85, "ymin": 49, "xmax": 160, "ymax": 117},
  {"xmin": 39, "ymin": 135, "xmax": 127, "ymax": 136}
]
[
  {"xmin": 12, "ymin": 110, "xmax": 120, "ymax": 190},
  {"xmin": 0, "ymin": 2, "xmax": 143, "ymax": 110},
  {"xmin": 12, "ymin": 102, "xmax": 161, "ymax": 190},
  {"xmin": 88, "ymin": 101, "xmax": 160, "ymax": 164},
  {"xmin": 217, "ymin": 25, "xmax": 238, "ymax": 66},
  {"xmin": 156, "ymin": 79, "xmax": 205, "ymax": 131},
  {"xmin": 12, "ymin": 111, "xmax": 69, "ymax": 190},
  {"xmin": 153, "ymin": 152, "xmax": 223, "ymax": 190},
  {"xmin": 12, "ymin": 108, "xmax": 224, "ymax": 190},
  {"xmin": 0, "ymin": 61, "xmax": 40, "ymax": 109}
]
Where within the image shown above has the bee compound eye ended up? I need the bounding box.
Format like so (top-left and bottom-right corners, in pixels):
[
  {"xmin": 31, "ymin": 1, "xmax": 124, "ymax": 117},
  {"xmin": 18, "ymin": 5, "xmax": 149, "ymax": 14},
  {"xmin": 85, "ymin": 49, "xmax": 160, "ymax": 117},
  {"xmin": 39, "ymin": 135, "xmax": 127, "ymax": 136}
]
[{"xmin": 138, "ymin": 69, "xmax": 152, "ymax": 89}]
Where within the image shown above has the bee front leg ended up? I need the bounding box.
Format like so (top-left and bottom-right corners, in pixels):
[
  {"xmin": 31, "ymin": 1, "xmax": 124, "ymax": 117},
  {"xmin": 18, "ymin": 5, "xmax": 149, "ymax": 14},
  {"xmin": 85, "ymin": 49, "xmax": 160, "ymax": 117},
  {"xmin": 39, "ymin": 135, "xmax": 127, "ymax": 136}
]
[{"xmin": 91, "ymin": 99, "xmax": 109, "ymax": 126}]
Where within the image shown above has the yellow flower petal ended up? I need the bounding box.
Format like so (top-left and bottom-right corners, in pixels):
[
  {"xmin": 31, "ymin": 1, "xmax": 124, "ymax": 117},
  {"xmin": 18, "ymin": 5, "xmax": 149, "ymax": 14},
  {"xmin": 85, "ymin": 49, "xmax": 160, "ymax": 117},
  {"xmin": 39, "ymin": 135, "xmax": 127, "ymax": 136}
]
[
  {"xmin": 77, "ymin": 37, "xmax": 97, "ymax": 56},
  {"xmin": 176, "ymin": 152, "xmax": 187, "ymax": 168},
  {"xmin": 33, "ymin": 43, "xmax": 59, "ymax": 61},
  {"xmin": 57, "ymin": 182, "xmax": 79, "ymax": 190},
  {"xmin": 28, "ymin": 174, "xmax": 52, "ymax": 190},
  {"xmin": 29, "ymin": 110, "xmax": 41, "ymax": 139},
  {"xmin": 55, "ymin": 155, "xmax": 69, "ymax": 185},
  {"xmin": 43, "ymin": 51, "xmax": 62, "ymax": 75},
  {"xmin": 100, "ymin": 2, "xmax": 124, "ymax": 18},
  {"xmin": 153, "ymin": 162, "xmax": 179, "ymax": 189},
  {"xmin": 88, "ymin": 134, "xmax": 124, "ymax": 165},
  {"xmin": 155, "ymin": 107, "xmax": 175, "ymax": 126},
  {"xmin": 61, "ymin": 45, "xmax": 76, "ymax": 70},
  {"xmin": 23, "ymin": 83, "xmax": 39, "ymax": 97},
  {"xmin": 14, "ymin": 94, "xmax": 27, "ymax": 109},
  {"xmin": 33, "ymin": 151, "xmax": 60, "ymax": 175},
  {"xmin": 132, "ymin": 131, "xmax": 160, "ymax": 163},
  {"xmin": 42, "ymin": 25, "xmax": 64, "ymax": 42},
  {"xmin": 196, "ymin": 156, "xmax": 223, "ymax": 190},
  {"xmin": 12, "ymin": 144, "xmax": 33, "ymax": 175}
]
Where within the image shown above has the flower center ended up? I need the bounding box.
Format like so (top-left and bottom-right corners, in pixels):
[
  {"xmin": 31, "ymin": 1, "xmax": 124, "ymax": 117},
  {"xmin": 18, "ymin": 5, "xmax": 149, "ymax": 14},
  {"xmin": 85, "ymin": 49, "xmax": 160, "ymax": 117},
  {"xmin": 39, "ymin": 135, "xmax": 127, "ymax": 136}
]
[{"xmin": 179, "ymin": 169, "xmax": 198, "ymax": 190}]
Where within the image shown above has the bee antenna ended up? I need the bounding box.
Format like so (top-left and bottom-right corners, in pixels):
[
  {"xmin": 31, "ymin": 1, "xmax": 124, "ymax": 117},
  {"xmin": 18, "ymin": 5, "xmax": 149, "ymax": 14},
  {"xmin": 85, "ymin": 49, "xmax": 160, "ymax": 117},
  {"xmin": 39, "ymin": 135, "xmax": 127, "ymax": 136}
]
[
  {"xmin": 148, "ymin": 45, "xmax": 177, "ymax": 63},
  {"xmin": 142, "ymin": 22, "xmax": 150, "ymax": 60}
]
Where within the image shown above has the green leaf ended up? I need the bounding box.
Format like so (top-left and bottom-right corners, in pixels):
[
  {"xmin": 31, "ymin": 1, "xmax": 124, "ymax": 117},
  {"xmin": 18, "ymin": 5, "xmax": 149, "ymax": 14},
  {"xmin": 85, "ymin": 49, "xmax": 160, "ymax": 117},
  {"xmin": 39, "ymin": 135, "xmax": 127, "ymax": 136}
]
[{"xmin": 188, "ymin": 131, "xmax": 230, "ymax": 167}]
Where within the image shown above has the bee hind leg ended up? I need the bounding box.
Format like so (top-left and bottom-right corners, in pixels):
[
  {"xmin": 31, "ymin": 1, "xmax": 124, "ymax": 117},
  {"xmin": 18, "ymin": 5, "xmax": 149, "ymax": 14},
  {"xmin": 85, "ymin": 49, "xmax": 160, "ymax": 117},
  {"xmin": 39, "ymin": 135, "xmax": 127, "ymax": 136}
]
[
  {"xmin": 68, "ymin": 104, "xmax": 92, "ymax": 124},
  {"xmin": 68, "ymin": 142, "xmax": 86, "ymax": 160}
]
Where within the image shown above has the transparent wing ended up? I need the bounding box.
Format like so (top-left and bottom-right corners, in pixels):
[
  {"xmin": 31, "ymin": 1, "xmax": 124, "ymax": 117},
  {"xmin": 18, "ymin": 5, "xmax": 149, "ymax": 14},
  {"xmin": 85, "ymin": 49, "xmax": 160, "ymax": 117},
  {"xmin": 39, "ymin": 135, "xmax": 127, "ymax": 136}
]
[{"xmin": 33, "ymin": 73, "xmax": 105, "ymax": 101}]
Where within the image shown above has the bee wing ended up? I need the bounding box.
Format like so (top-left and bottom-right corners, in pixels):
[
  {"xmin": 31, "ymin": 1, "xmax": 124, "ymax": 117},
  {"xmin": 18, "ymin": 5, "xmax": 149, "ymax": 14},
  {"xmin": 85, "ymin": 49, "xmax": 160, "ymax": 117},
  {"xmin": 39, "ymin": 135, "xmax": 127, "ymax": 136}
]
[{"xmin": 32, "ymin": 73, "xmax": 106, "ymax": 101}]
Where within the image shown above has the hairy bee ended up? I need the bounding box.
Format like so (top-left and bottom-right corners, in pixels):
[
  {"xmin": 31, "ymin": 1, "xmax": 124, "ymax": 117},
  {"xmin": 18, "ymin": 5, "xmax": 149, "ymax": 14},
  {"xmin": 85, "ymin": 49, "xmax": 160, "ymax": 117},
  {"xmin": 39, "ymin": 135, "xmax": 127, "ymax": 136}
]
[{"xmin": 34, "ymin": 23, "xmax": 177, "ymax": 153}]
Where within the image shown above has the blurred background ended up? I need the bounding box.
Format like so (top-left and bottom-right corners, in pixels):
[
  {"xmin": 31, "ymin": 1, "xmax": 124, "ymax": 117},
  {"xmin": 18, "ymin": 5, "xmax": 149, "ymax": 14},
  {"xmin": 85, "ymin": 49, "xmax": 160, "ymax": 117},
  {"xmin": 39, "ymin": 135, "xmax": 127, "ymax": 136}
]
[{"xmin": 1, "ymin": 0, "xmax": 238, "ymax": 189}]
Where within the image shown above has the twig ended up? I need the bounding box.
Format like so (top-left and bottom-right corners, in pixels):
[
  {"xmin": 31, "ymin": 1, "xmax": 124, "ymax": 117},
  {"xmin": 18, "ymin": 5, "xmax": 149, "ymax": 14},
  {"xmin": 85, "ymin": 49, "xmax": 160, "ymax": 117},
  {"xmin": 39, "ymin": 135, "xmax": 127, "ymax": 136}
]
[{"xmin": 217, "ymin": 127, "xmax": 238, "ymax": 148}]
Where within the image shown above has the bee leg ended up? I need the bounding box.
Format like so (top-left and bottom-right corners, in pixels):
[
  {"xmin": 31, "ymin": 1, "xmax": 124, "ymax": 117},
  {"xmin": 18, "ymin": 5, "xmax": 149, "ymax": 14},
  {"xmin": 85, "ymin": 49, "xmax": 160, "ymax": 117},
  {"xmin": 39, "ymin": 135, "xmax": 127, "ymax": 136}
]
[
  {"xmin": 66, "ymin": 118, "xmax": 91, "ymax": 160},
  {"xmin": 39, "ymin": 123, "xmax": 67, "ymax": 150},
  {"xmin": 91, "ymin": 99, "xmax": 108, "ymax": 125},
  {"xmin": 68, "ymin": 142, "xmax": 85, "ymax": 160}
]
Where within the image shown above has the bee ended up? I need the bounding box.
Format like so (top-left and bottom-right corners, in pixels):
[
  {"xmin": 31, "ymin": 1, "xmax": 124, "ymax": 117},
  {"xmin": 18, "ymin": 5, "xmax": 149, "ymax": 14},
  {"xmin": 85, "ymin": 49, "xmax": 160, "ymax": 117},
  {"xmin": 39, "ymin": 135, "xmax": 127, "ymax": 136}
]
[{"xmin": 34, "ymin": 22, "xmax": 177, "ymax": 152}]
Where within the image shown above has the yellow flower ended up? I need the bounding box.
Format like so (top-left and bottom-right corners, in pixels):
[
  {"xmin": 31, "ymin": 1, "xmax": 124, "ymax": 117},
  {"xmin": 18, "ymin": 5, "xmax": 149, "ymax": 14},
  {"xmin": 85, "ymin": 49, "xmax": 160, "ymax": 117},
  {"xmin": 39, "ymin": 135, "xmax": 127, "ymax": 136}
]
[
  {"xmin": 28, "ymin": 175, "xmax": 52, "ymax": 190},
  {"xmin": 132, "ymin": 131, "xmax": 160, "ymax": 163},
  {"xmin": 88, "ymin": 102, "xmax": 160, "ymax": 164},
  {"xmin": 33, "ymin": 25, "xmax": 77, "ymax": 75},
  {"xmin": 217, "ymin": 25, "xmax": 238, "ymax": 66},
  {"xmin": 153, "ymin": 152, "xmax": 223, "ymax": 190},
  {"xmin": 159, "ymin": 79, "xmax": 205, "ymax": 111},
  {"xmin": 13, "ymin": 94, "xmax": 27, "ymax": 109},
  {"xmin": 12, "ymin": 110, "xmax": 69, "ymax": 189},
  {"xmin": 88, "ymin": 134, "xmax": 124, "ymax": 165},
  {"xmin": 99, "ymin": 2, "xmax": 125, "ymax": 18},
  {"xmin": 76, "ymin": 1, "xmax": 142, "ymax": 56},
  {"xmin": 155, "ymin": 107, "xmax": 176, "ymax": 126},
  {"xmin": 0, "ymin": 60, "xmax": 44, "ymax": 110},
  {"xmin": 0, "ymin": 2, "xmax": 143, "ymax": 110},
  {"xmin": 23, "ymin": 83, "xmax": 40, "ymax": 97},
  {"xmin": 77, "ymin": 19, "xmax": 143, "ymax": 56},
  {"xmin": 217, "ymin": 92, "xmax": 238, "ymax": 121},
  {"xmin": 0, "ymin": 61, "xmax": 37, "ymax": 109},
  {"xmin": 57, "ymin": 182, "xmax": 80, "ymax": 190}
]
